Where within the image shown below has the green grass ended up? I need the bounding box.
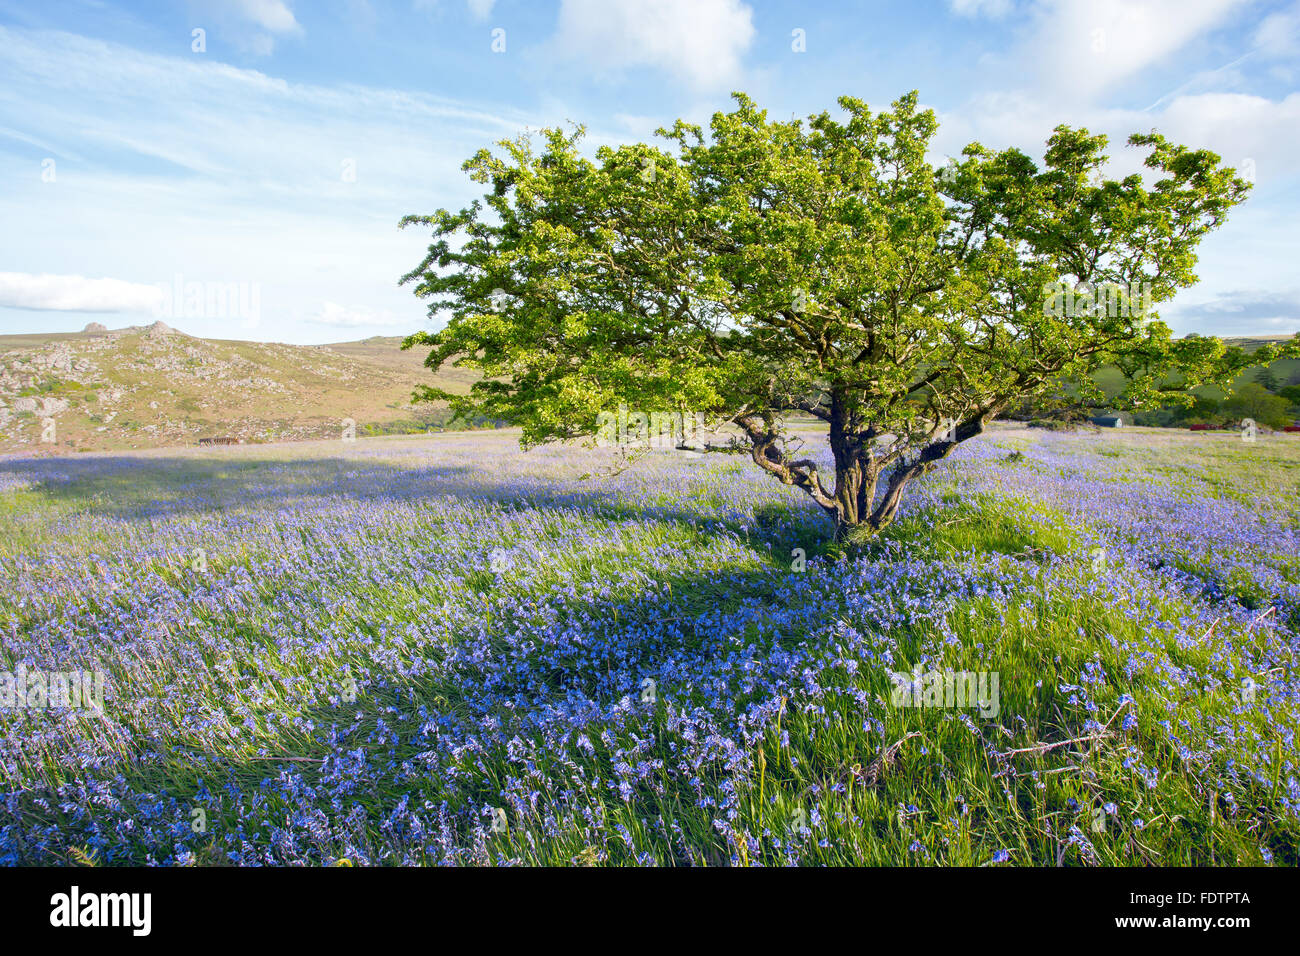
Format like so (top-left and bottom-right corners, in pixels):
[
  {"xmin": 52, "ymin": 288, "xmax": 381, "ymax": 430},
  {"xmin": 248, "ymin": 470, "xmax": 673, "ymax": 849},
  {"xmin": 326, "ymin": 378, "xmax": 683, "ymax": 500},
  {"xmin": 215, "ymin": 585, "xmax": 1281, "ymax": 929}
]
[{"xmin": 2, "ymin": 429, "xmax": 1297, "ymax": 865}]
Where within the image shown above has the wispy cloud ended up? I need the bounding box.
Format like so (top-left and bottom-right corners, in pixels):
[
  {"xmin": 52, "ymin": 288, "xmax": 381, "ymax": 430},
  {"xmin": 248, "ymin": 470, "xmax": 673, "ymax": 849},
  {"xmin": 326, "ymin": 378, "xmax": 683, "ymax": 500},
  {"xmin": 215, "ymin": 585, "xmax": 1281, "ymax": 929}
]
[
  {"xmin": 307, "ymin": 302, "xmax": 413, "ymax": 328},
  {"xmin": 1165, "ymin": 289, "xmax": 1300, "ymax": 336},
  {"xmin": 0, "ymin": 26, "xmax": 524, "ymax": 194},
  {"xmin": 0, "ymin": 272, "xmax": 162, "ymax": 313},
  {"xmin": 193, "ymin": 0, "xmax": 303, "ymax": 56},
  {"xmin": 550, "ymin": 0, "xmax": 756, "ymax": 91},
  {"xmin": 1254, "ymin": 1, "xmax": 1300, "ymax": 59},
  {"xmin": 1016, "ymin": 0, "xmax": 1249, "ymax": 104},
  {"xmin": 229, "ymin": 0, "xmax": 301, "ymax": 34},
  {"xmin": 949, "ymin": 0, "xmax": 1015, "ymax": 17},
  {"xmin": 0, "ymin": 24, "xmax": 530, "ymax": 341}
]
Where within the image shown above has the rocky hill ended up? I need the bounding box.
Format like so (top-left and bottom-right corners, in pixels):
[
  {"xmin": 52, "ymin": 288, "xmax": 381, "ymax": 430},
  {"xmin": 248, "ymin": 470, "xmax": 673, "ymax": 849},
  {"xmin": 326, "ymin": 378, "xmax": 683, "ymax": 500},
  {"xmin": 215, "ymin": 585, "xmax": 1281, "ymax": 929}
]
[{"xmin": 0, "ymin": 323, "xmax": 474, "ymax": 454}]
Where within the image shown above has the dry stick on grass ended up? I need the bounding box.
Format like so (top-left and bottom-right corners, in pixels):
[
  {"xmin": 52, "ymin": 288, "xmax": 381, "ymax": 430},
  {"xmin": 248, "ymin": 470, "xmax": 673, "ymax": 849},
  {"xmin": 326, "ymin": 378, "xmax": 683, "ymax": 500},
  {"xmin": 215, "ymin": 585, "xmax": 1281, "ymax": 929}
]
[
  {"xmin": 999, "ymin": 731, "xmax": 1113, "ymax": 759},
  {"xmin": 1248, "ymin": 606, "xmax": 1277, "ymax": 631},
  {"xmin": 854, "ymin": 731, "xmax": 923, "ymax": 787},
  {"xmin": 997, "ymin": 700, "xmax": 1130, "ymax": 761},
  {"xmin": 801, "ymin": 731, "xmax": 924, "ymax": 803},
  {"xmin": 1009, "ymin": 763, "xmax": 1092, "ymax": 779}
]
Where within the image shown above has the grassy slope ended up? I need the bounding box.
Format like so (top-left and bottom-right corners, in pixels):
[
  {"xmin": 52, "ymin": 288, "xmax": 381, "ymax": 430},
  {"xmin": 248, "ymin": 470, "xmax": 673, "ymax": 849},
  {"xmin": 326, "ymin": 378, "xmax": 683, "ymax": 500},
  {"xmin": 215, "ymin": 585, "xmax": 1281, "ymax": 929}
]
[{"xmin": 0, "ymin": 330, "xmax": 474, "ymax": 454}]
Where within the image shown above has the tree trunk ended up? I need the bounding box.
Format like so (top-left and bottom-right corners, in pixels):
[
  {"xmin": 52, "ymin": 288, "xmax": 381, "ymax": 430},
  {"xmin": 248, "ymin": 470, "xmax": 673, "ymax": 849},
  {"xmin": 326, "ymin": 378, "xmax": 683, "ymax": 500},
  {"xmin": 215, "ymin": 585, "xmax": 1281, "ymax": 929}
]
[
  {"xmin": 853, "ymin": 414, "xmax": 990, "ymax": 536},
  {"xmin": 744, "ymin": 398, "xmax": 993, "ymax": 542},
  {"xmin": 868, "ymin": 461, "xmax": 922, "ymax": 532},
  {"xmin": 827, "ymin": 391, "xmax": 879, "ymax": 539}
]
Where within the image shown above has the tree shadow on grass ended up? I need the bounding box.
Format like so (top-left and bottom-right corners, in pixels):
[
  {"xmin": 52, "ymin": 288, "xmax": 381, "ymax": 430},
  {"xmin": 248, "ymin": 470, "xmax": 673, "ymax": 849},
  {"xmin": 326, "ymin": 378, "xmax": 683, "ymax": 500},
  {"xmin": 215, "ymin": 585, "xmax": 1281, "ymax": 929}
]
[
  {"xmin": 0, "ymin": 446, "xmax": 836, "ymax": 554},
  {"xmin": 5, "ymin": 554, "xmax": 825, "ymax": 865},
  {"xmin": 1, "ymin": 445, "xmax": 855, "ymax": 860}
]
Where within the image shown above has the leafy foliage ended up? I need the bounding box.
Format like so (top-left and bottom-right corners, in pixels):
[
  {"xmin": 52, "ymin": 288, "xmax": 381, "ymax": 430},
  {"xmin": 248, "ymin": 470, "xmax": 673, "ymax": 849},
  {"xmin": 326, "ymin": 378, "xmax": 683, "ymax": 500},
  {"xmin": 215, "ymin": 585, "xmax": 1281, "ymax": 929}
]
[
  {"xmin": 1224, "ymin": 382, "xmax": 1294, "ymax": 429},
  {"xmin": 401, "ymin": 91, "xmax": 1297, "ymax": 535}
]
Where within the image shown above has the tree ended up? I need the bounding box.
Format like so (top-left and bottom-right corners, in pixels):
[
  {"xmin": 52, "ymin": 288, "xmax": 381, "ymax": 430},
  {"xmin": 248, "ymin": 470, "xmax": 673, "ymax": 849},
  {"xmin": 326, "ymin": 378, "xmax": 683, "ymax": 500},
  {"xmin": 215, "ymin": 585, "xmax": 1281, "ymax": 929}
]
[
  {"xmin": 1223, "ymin": 382, "xmax": 1294, "ymax": 430},
  {"xmin": 400, "ymin": 92, "xmax": 1298, "ymax": 539},
  {"xmin": 1172, "ymin": 393, "xmax": 1225, "ymax": 425},
  {"xmin": 1256, "ymin": 366, "xmax": 1281, "ymax": 391}
]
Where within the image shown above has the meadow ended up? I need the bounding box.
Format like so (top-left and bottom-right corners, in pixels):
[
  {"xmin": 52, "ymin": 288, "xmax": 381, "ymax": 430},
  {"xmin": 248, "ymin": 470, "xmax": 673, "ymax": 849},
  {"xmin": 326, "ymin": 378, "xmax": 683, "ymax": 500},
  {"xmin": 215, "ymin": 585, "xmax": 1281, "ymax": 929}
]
[{"xmin": 0, "ymin": 424, "xmax": 1297, "ymax": 866}]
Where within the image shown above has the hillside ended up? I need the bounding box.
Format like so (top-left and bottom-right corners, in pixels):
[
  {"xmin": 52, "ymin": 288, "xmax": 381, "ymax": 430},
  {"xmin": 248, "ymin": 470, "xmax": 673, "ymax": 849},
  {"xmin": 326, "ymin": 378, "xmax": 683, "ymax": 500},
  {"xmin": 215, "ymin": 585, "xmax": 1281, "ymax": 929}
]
[
  {"xmin": 1083, "ymin": 335, "xmax": 1299, "ymax": 407},
  {"xmin": 1, "ymin": 325, "xmax": 1292, "ymax": 455},
  {"xmin": 0, "ymin": 323, "xmax": 474, "ymax": 454}
]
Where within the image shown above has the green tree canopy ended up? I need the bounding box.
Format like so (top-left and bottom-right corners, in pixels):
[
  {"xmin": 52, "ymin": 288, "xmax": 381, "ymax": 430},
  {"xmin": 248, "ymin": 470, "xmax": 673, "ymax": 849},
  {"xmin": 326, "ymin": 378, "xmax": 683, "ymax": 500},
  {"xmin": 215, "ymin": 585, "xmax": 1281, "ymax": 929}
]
[
  {"xmin": 1223, "ymin": 382, "xmax": 1294, "ymax": 430},
  {"xmin": 401, "ymin": 91, "xmax": 1297, "ymax": 537}
]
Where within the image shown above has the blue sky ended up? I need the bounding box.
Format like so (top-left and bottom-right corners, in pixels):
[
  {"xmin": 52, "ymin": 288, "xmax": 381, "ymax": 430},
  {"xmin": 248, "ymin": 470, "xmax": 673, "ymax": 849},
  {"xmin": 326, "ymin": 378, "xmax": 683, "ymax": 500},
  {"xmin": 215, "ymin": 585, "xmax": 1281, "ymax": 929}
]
[{"xmin": 1, "ymin": 0, "xmax": 1298, "ymax": 343}]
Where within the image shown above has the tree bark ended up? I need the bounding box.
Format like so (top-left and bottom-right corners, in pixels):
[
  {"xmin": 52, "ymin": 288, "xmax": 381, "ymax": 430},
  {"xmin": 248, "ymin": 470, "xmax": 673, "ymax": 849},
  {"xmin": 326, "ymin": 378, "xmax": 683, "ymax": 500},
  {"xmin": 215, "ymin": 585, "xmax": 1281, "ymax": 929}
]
[
  {"xmin": 832, "ymin": 412, "xmax": 992, "ymax": 539},
  {"xmin": 827, "ymin": 390, "xmax": 879, "ymax": 539},
  {"xmin": 737, "ymin": 400, "xmax": 994, "ymax": 541}
]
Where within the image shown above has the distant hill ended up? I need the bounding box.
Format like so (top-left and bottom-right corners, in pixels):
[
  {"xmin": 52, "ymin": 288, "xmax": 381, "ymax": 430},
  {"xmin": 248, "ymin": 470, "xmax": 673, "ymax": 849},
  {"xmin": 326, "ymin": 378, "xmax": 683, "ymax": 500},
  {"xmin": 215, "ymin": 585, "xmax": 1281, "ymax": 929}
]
[
  {"xmin": 1205, "ymin": 336, "xmax": 1298, "ymax": 391},
  {"xmin": 1221, "ymin": 334, "xmax": 1297, "ymax": 353},
  {"xmin": 2, "ymin": 324, "xmax": 1291, "ymax": 454},
  {"xmin": 0, "ymin": 324, "xmax": 475, "ymax": 453}
]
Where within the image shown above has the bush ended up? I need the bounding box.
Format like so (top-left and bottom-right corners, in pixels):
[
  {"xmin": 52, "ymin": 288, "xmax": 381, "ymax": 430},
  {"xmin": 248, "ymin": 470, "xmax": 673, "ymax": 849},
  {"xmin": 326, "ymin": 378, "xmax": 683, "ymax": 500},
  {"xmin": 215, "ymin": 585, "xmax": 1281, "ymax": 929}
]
[
  {"xmin": 1171, "ymin": 394, "xmax": 1225, "ymax": 426},
  {"xmin": 1132, "ymin": 408, "xmax": 1177, "ymax": 427},
  {"xmin": 1222, "ymin": 383, "xmax": 1293, "ymax": 430}
]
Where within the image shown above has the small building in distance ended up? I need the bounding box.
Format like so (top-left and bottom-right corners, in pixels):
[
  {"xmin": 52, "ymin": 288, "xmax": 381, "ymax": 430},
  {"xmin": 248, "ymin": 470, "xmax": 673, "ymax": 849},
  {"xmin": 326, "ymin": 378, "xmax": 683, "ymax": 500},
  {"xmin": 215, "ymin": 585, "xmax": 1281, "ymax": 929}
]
[{"xmin": 1092, "ymin": 415, "xmax": 1125, "ymax": 428}]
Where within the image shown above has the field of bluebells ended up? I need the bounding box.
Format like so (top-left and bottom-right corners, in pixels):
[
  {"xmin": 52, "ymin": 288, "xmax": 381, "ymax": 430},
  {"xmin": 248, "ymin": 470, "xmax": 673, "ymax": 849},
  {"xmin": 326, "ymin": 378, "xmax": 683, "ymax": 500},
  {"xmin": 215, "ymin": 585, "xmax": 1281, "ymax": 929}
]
[{"xmin": 1, "ymin": 424, "xmax": 1297, "ymax": 866}]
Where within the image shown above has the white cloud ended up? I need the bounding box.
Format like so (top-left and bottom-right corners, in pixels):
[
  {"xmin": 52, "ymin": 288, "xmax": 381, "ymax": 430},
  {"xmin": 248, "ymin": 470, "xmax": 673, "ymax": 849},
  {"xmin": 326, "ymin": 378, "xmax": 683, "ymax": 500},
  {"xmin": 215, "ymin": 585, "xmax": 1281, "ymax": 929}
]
[
  {"xmin": 194, "ymin": 0, "xmax": 302, "ymax": 56},
  {"xmin": 933, "ymin": 1, "xmax": 1293, "ymax": 170},
  {"xmin": 1156, "ymin": 92, "xmax": 1300, "ymax": 177},
  {"xmin": 308, "ymin": 302, "xmax": 412, "ymax": 328},
  {"xmin": 1019, "ymin": 0, "xmax": 1248, "ymax": 103},
  {"xmin": 949, "ymin": 0, "xmax": 1014, "ymax": 17},
  {"xmin": 1255, "ymin": 2, "xmax": 1300, "ymax": 58},
  {"xmin": 0, "ymin": 273, "xmax": 163, "ymax": 313},
  {"xmin": 551, "ymin": 0, "xmax": 756, "ymax": 91},
  {"xmin": 230, "ymin": 0, "xmax": 301, "ymax": 34}
]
